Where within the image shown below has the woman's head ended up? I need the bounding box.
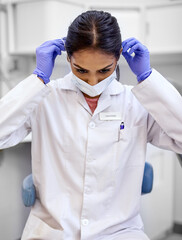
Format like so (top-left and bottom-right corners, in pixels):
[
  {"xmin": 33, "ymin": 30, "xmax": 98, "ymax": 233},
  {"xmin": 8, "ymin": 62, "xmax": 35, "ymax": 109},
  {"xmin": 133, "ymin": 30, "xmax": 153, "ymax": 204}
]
[
  {"xmin": 65, "ymin": 10, "xmax": 122, "ymax": 60},
  {"xmin": 65, "ymin": 10, "xmax": 122, "ymax": 90}
]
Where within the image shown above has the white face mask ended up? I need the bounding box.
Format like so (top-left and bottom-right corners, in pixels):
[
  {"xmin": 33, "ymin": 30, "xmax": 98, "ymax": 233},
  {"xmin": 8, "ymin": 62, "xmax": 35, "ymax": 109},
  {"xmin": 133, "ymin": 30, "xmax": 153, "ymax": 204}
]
[{"xmin": 71, "ymin": 70, "xmax": 117, "ymax": 97}]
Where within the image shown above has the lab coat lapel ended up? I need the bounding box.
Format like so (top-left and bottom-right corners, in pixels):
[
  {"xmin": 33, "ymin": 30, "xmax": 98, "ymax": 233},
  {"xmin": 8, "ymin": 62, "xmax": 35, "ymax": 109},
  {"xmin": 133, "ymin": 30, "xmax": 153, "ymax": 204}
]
[
  {"xmin": 93, "ymin": 80, "xmax": 124, "ymax": 116},
  {"xmin": 77, "ymin": 91, "xmax": 92, "ymax": 115},
  {"xmin": 59, "ymin": 72, "xmax": 92, "ymax": 115},
  {"xmin": 77, "ymin": 92, "xmax": 111, "ymax": 116},
  {"xmin": 93, "ymin": 93, "xmax": 111, "ymax": 116},
  {"xmin": 59, "ymin": 73, "xmax": 123, "ymax": 116}
]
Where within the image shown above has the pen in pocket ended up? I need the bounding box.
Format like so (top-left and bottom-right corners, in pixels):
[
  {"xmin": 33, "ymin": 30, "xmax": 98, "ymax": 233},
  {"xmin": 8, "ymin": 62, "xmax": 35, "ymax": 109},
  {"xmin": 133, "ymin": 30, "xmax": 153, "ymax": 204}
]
[{"xmin": 118, "ymin": 121, "xmax": 125, "ymax": 141}]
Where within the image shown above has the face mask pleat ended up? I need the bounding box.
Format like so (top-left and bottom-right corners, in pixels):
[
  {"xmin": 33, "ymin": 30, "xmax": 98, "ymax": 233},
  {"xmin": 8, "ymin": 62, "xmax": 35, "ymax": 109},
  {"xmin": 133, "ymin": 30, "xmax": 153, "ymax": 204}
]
[{"xmin": 71, "ymin": 70, "xmax": 117, "ymax": 97}]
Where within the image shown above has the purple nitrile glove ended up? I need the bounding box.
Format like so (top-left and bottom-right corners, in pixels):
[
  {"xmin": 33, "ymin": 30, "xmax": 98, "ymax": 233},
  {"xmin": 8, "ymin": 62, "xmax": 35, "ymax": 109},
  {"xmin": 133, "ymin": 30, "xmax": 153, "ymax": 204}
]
[
  {"xmin": 122, "ymin": 38, "xmax": 152, "ymax": 82},
  {"xmin": 33, "ymin": 39, "xmax": 65, "ymax": 84}
]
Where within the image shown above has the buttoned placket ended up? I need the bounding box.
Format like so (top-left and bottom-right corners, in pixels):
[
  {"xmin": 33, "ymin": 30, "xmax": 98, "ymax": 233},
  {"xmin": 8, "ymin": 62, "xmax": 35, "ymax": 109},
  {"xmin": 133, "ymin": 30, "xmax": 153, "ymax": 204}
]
[
  {"xmin": 79, "ymin": 92, "xmax": 113, "ymax": 240},
  {"xmin": 80, "ymin": 117, "xmax": 96, "ymax": 239}
]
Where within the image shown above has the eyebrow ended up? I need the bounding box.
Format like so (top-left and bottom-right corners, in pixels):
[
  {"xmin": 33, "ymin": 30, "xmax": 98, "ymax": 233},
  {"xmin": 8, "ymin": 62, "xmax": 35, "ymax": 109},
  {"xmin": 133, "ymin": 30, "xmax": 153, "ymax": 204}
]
[{"xmin": 73, "ymin": 63, "xmax": 114, "ymax": 71}]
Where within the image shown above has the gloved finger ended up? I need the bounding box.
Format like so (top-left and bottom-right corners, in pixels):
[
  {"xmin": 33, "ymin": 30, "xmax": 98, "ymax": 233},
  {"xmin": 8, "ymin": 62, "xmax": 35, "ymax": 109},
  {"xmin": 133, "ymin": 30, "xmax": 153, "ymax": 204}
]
[
  {"xmin": 46, "ymin": 45, "xmax": 62, "ymax": 56},
  {"xmin": 122, "ymin": 37, "xmax": 136, "ymax": 44},
  {"xmin": 128, "ymin": 43, "xmax": 148, "ymax": 55},
  {"xmin": 37, "ymin": 43, "xmax": 64, "ymax": 56},
  {"xmin": 59, "ymin": 43, "xmax": 65, "ymax": 51},
  {"xmin": 53, "ymin": 51, "xmax": 59, "ymax": 62},
  {"xmin": 55, "ymin": 39, "xmax": 66, "ymax": 51},
  {"xmin": 38, "ymin": 39, "xmax": 65, "ymax": 51},
  {"xmin": 53, "ymin": 39, "xmax": 65, "ymax": 51},
  {"xmin": 122, "ymin": 51, "xmax": 132, "ymax": 63},
  {"xmin": 52, "ymin": 47, "xmax": 62, "ymax": 63},
  {"xmin": 122, "ymin": 38, "xmax": 140, "ymax": 53},
  {"xmin": 122, "ymin": 37, "xmax": 138, "ymax": 49},
  {"xmin": 62, "ymin": 37, "xmax": 67, "ymax": 44}
]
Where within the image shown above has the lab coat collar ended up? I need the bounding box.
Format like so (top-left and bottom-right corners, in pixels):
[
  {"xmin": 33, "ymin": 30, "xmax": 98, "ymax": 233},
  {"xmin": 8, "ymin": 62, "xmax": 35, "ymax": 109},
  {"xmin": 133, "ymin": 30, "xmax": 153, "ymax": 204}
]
[
  {"xmin": 58, "ymin": 72, "xmax": 124, "ymax": 116},
  {"xmin": 58, "ymin": 72, "xmax": 78, "ymax": 91},
  {"xmin": 59, "ymin": 71, "xmax": 124, "ymax": 96}
]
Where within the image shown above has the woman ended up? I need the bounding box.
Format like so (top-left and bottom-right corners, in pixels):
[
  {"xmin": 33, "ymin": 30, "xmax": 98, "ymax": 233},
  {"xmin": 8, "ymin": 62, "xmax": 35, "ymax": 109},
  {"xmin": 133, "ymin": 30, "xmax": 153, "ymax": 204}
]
[{"xmin": 0, "ymin": 10, "xmax": 182, "ymax": 240}]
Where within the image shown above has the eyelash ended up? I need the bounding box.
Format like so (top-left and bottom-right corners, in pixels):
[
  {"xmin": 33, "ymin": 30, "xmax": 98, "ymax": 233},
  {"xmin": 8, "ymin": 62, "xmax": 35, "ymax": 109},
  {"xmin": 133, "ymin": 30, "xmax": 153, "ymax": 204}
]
[
  {"xmin": 76, "ymin": 69, "xmax": 111, "ymax": 74},
  {"xmin": 99, "ymin": 69, "xmax": 111, "ymax": 74},
  {"xmin": 76, "ymin": 69, "xmax": 88, "ymax": 74}
]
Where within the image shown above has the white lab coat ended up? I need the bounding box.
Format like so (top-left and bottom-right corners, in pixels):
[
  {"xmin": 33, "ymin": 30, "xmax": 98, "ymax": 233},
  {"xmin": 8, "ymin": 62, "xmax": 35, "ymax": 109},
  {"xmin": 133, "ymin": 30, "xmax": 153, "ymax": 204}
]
[{"xmin": 0, "ymin": 69, "xmax": 182, "ymax": 240}]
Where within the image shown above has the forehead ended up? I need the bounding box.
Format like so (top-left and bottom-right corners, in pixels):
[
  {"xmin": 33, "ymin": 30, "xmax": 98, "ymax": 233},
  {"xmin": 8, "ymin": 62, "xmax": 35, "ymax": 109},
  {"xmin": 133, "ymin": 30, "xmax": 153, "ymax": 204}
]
[{"xmin": 71, "ymin": 49, "xmax": 116, "ymax": 69}]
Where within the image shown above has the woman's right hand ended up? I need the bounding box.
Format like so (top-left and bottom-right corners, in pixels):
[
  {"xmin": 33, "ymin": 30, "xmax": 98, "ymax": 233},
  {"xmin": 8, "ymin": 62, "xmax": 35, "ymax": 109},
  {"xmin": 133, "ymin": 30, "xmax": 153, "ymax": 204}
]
[{"xmin": 33, "ymin": 39, "xmax": 65, "ymax": 84}]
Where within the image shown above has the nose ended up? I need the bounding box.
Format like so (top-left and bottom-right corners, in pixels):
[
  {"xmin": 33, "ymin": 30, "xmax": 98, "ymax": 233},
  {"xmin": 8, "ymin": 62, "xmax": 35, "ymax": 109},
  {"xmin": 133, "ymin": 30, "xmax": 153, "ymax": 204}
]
[{"xmin": 88, "ymin": 75, "xmax": 99, "ymax": 86}]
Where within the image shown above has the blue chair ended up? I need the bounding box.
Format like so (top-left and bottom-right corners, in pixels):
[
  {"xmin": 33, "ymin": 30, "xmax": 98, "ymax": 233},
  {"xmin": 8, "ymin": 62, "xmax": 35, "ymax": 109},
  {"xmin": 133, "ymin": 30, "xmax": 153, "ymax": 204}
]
[
  {"xmin": 22, "ymin": 162, "xmax": 154, "ymax": 207},
  {"xmin": 22, "ymin": 174, "xmax": 36, "ymax": 207},
  {"xmin": 142, "ymin": 162, "xmax": 154, "ymax": 194}
]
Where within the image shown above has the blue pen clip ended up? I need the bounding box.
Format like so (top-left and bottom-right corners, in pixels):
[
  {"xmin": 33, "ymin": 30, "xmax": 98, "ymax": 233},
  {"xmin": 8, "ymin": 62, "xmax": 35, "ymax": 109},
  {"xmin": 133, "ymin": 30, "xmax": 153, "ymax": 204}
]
[{"xmin": 120, "ymin": 122, "xmax": 124, "ymax": 130}]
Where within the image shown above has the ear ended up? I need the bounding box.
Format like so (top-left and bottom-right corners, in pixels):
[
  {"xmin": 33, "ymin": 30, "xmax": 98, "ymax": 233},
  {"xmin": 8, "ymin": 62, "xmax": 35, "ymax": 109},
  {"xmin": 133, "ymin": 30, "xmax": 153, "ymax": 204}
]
[
  {"xmin": 67, "ymin": 55, "xmax": 71, "ymax": 62},
  {"xmin": 116, "ymin": 48, "xmax": 123, "ymax": 61}
]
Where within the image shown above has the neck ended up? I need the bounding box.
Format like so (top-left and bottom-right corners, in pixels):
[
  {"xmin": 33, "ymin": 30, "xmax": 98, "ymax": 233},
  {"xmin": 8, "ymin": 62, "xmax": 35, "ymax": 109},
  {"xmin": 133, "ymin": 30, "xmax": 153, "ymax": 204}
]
[{"xmin": 83, "ymin": 93, "xmax": 100, "ymax": 99}]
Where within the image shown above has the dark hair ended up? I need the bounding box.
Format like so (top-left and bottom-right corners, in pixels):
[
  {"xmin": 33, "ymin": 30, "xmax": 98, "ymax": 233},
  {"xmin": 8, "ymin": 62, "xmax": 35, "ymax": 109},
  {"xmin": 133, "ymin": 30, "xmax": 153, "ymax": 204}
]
[{"xmin": 65, "ymin": 10, "xmax": 122, "ymax": 61}]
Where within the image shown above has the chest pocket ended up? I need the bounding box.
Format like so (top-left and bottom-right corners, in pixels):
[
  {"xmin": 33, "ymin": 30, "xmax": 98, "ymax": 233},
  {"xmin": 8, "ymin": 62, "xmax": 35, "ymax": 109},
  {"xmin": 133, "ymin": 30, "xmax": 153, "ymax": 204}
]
[
  {"xmin": 115, "ymin": 125, "xmax": 147, "ymax": 169},
  {"xmin": 118, "ymin": 125, "xmax": 145, "ymax": 141}
]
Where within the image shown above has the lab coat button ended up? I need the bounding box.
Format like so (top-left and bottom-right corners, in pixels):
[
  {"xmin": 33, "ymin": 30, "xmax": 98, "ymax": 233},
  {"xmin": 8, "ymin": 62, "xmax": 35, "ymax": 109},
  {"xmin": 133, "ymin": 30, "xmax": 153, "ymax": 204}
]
[
  {"xmin": 85, "ymin": 187, "xmax": 91, "ymax": 194},
  {"xmin": 89, "ymin": 121, "xmax": 95, "ymax": 129},
  {"xmin": 88, "ymin": 157, "xmax": 94, "ymax": 162},
  {"xmin": 82, "ymin": 219, "xmax": 89, "ymax": 226}
]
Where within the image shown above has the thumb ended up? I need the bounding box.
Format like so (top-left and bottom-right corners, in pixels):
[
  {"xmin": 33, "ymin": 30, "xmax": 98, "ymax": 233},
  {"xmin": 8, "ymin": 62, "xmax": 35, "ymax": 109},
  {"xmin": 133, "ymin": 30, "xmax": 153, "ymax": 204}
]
[{"xmin": 122, "ymin": 51, "xmax": 132, "ymax": 64}]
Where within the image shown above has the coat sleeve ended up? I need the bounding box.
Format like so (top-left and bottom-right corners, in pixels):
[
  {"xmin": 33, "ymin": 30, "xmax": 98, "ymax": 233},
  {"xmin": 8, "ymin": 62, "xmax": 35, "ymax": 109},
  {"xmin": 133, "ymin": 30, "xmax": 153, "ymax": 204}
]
[
  {"xmin": 0, "ymin": 74, "xmax": 51, "ymax": 149},
  {"xmin": 132, "ymin": 69, "xmax": 182, "ymax": 154}
]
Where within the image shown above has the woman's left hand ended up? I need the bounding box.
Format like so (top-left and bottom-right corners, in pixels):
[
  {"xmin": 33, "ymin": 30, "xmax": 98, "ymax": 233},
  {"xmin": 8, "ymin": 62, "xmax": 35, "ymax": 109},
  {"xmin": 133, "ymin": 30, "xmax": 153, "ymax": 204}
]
[{"xmin": 122, "ymin": 38, "xmax": 152, "ymax": 82}]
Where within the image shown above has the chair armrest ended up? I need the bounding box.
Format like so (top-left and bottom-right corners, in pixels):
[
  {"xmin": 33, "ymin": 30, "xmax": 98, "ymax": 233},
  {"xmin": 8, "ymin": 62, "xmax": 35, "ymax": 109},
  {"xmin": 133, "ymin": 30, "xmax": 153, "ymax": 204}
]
[{"xmin": 22, "ymin": 174, "xmax": 36, "ymax": 207}]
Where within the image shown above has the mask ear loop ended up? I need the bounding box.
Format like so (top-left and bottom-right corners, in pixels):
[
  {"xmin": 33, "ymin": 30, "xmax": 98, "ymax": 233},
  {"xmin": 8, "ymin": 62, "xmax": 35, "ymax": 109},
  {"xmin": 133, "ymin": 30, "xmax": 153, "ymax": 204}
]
[
  {"xmin": 116, "ymin": 46, "xmax": 123, "ymax": 81},
  {"xmin": 116, "ymin": 65, "xmax": 120, "ymax": 81}
]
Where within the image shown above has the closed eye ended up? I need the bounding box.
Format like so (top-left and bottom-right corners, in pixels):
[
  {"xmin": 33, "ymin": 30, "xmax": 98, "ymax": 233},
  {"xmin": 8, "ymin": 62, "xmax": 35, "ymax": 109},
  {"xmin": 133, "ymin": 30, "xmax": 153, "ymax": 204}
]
[
  {"xmin": 98, "ymin": 69, "xmax": 111, "ymax": 74},
  {"xmin": 76, "ymin": 69, "xmax": 88, "ymax": 74}
]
